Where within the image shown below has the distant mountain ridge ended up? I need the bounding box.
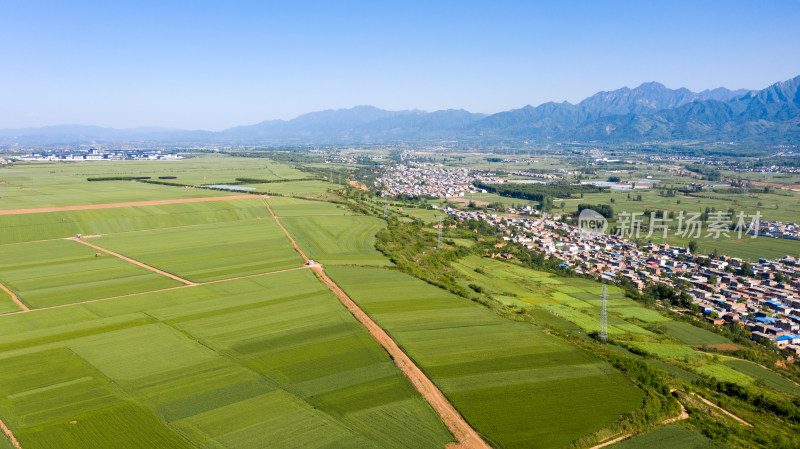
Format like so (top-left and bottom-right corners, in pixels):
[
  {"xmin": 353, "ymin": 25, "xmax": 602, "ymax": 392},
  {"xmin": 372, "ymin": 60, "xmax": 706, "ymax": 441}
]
[{"xmin": 2, "ymin": 76, "xmax": 799, "ymax": 146}]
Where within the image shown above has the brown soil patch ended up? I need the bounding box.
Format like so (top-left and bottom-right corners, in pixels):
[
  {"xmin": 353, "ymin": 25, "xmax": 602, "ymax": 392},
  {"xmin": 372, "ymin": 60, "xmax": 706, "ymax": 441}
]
[
  {"xmin": 71, "ymin": 238, "xmax": 196, "ymax": 286},
  {"xmin": 0, "ymin": 194, "xmax": 255, "ymax": 216},
  {"xmin": 706, "ymin": 344, "xmax": 739, "ymax": 351},
  {"xmin": 348, "ymin": 180, "xmax": 368, "ymax": 190}
]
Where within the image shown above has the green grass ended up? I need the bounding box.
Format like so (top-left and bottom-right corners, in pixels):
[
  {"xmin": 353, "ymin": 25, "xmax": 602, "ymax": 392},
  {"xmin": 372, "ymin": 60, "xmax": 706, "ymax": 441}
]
[
  {"xmin": 0, "ymin": 287, "xmax": 19, "ymax": 314},
  {"xmin": 653, "ymin": 321, "xmax": 732, "ymax": 346},
  {"xmin": 266, "ymin": 196, "xmax": 354, "ymax": 216},
  {"xmin": 630, "ymin": 342, "xmax": 706, "ymax": 361},
  {"xmin": 0, "ymin": 239, "xmax": 183, "ymax": 309},
  {"xmin": 0, "ymin": 269, "xmax": 454, "ymax": 449},
  {"xmin": 0, "ymin": 197, "xmax": 269, "ymax": 245},
  {"xmin": 279, "ymin": 215, "xmax": 392, "ymax": 266},
  {"xmin": 16, "ymin": 403, "xmax": 196, "ymax": 449},
  {"xmin": 694, "ymin": 364, "xmax": 754, "ymax": 384},
  {"xmin": 244, "ymin": 180, "xmax": 332, "ymax": 197},
  {"xmin": 722, "ymin": 359, "xmax": 800, "ymax": 394},
  {"xmin": 94, "ymin": 219, "xmax": 303, "ymax": 282},
  {"xmin": 610, "ymin": 425, "xmax": 728, "ymax": 448},
  {"xmin": 326, "ymin": 266, "xmax": 645, "ymax": 449}
]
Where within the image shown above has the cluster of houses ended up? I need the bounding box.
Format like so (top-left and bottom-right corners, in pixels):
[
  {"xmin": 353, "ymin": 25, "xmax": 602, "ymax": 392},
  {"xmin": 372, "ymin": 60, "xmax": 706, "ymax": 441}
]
[
  {"xmin": 378, "ymin": 163, "xmax": 501, "ymax": 198},
  {"xmin": 442, "ymin": 205, "xmax": 800, "ymax": 354},
  {"xmin": 754, "ymin": 220, "xmax": 800, "ymax": 241}
]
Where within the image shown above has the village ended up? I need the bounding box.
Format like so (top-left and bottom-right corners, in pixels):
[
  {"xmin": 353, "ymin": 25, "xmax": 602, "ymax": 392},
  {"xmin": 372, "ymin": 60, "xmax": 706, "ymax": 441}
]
[{"xmin": 439, "ymin": 204, "xmax": 800, "ymax": 355}]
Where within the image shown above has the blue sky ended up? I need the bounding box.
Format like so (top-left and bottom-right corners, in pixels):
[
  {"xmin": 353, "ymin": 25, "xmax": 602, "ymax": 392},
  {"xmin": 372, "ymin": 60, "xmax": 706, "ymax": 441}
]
[{"xmin": 2, "ymin": 0, "xmax": 799, "ymax": 130}]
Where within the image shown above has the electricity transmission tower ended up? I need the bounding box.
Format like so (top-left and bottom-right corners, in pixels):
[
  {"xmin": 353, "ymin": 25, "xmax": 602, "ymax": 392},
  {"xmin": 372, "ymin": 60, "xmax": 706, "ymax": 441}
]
[
  {"xmin": 599, "ymin": 284, "xmax": 608, "ymax": 342},
  {"xmin": 437, "ymin": 216, "xmax": 443, "ymax": 249},
  {"xmin": 383, "ymin": 198, "xmax": 387, "ymax": 218},
  {"xmin": 338, "ymin": 173, "xmax": 341, "ymax": 187},
  {"xmin": 329, "ymin": 168, "xmax": 333, "ymax": 184}
]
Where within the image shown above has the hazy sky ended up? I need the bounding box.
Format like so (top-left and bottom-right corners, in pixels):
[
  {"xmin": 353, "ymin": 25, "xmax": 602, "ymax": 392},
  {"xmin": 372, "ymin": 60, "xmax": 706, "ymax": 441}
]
[{"xmin": 2, "ymin": 0, "xmax": 799, "ymax": 130}]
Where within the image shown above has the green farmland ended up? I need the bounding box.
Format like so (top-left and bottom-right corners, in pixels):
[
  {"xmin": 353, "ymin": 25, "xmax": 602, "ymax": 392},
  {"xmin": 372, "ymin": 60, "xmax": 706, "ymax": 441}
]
[
  {"xmin": 0, "ymin": 197, "xmax": 269, "ymax": 245},
  {"xmin": 0, "ymin": 239, "xmax": 183, "ymax": 309},
  {"xmin": 94, "ymin": 219, "xmax": 303, "ymax": 282},
  {"xmin": 0, "ymin": 288, "xmax": 18, "ymax": 314},
  {"xmin": 0, "ymin": 162, "xmax": 235, "ymax": 210},
  {"xmin": 266, "ymin": 196, "xmax": 354, "ymax": 217},
  {"xmin": 278, "ymin": 214, "xmax": 392, "ymax": 266},
  {"xmin": 610, "ymin": 425, "xmax": 728, "ymax": 448},
  {"xmin": 0, "ymin": 270, "xmax": 453, "ymax": 449},
  {"xmin": 326, "ymin": 266, "xmax": 645, "ymax": 449}
]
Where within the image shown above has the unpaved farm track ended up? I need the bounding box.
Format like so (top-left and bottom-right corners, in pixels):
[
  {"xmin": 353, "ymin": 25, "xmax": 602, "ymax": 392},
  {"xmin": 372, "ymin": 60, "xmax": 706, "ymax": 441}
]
[
  {"xmin": 263, "ymin": 197, "xmax": 491, "ymax": 449},
  {"xmin": 0, "ymin": 195, "xmax": 255, "ymax": 216},
  {"xmin": 0, "ymin": 418, "xmax": 21, "ymax": 449},
  {"xmin": 0, "ymin": 281, "xmax": 29, "ymax": 312},
  {"xmin": 71, "ymin": 238, "xmax": 197, "ymax": 285}
]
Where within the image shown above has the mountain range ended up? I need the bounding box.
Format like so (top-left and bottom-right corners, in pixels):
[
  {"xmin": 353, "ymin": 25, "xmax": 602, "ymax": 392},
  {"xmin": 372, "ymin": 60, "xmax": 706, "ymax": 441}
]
[{"xmin": 2, "ymin": 76, "xmax": 799, "ymax": 146}]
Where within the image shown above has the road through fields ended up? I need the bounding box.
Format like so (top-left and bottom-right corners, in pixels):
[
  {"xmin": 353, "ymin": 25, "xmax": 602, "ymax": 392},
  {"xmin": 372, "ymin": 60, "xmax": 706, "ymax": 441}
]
[
  {"xmin": 263, "ymin": 197, "xmax": 491, "ymax": 449},
  {"xmin": 0, "ymin": 194, "xmax": 255, "ymax": 215}
]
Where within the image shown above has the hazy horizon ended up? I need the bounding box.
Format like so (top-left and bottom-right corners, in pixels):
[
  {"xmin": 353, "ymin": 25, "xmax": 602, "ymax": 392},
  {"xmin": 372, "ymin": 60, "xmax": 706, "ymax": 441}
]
[{"xmin": 3, "ymin": 0, "xmax": 800, "ymax": 131}]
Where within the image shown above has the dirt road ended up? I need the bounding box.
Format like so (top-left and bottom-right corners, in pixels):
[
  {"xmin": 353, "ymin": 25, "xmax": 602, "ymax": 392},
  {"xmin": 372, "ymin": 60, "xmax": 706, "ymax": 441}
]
[
  {"xmin": 0, "ymin": 195, "xmax": 255, "ymax": 216},
  {"xmin": 0, "ymin": 281, "xmax": 29, "ymax": 312},
  {"xmin": 0, "ymin": 418, "xmax": 21, "ymax": 449},
  {"xmin": 71, "ymin": 237, "xmax": 196, "ymax": 285},
  {"xmin": 262, "ymin": 196, "xmax": 490, "ymax": 449},
  {"xmin": 588, "ymin": 390, "xmax": 689, "ymax": 449},
  {"xmin": 691, "ymin": 393, "xmax": 752, "ymax": 427}
]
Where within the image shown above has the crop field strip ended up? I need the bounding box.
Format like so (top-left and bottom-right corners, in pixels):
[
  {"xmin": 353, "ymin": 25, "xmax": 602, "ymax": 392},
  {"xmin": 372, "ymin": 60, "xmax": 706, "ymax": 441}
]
[
  {"xmin": 262, "ymin": 196, "xmax": 490, "ymax": 449},
  {"xmin": 0, "ymin": 196, "xmax": 270, "ymax": 246},
  {"xmin": 326, "ymin": 266, "xmax": 646, "ymax": 449},
  {"xmin": 0, "ymin": 199, "xmax": 320, "ymax": 314},
  {"xmin": 0, "ymin": 270, "xmax": 455, "ymax": 449}
]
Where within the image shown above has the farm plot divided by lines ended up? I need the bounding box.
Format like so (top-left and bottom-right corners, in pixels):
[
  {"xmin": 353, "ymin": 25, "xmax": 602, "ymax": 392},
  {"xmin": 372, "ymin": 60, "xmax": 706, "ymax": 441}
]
[
  {"xmin": 0, "ymin": 197, "xmax": 270, "ymax": 246},
  {"xmin": 278, "ymin": 215, "xmax": 393, "ymax": 266},
  {"xmin": 87, "ymin": 219, "xmax": 304, "ymax": 283},
  {"xmin": 326, "ymin": 266, "xmax": 646, "ymax": 449},
  {"xmin": 0, "ymin": 239, "xmax": 184, "ymax": 309},
  {"xmin": 0, "ymin": 271, "xmax": 454, "ymax": 449}
]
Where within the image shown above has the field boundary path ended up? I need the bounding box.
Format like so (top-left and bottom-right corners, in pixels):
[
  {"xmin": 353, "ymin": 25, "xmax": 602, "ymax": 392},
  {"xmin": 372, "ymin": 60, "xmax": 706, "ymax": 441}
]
[
  {"xmin": 0, "ymin": 194, "xmax": 255, "ymax": 216},
  {"xmin": 588, "ymin": 390, "xmax": 689, "ymax": 449},
  {"xmin": 0, "ymin": 281, "xmax": 29, "ymax": 312},
  {"xmin": 70, "ymin": 237, "xmax": 197, "ymax": 286},
  {"xmin": 691, "ymin": 393, "xmax": 752, "ymax": 427},
  {"xmin": 0, "ymin": 418, "xmax": 22, "ymax": 449},
  {"xmin": 263, "ymin": 197, "xmax": 491, "ymax": 449}
]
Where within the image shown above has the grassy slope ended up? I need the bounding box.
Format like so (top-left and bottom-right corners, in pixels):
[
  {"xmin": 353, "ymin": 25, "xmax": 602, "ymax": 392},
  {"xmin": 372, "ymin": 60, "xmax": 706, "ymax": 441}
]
[
  {"xmin": 326, "ymin": 266, "xmax": 645, "ymax": 449},
  {"xmin": 610, "ymin": 425, "xmax": 728, "ymax": 449}
]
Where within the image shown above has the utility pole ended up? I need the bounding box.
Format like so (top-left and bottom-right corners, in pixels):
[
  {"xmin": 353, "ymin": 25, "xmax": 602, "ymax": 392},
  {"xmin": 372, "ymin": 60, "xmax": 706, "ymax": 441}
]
[
  {"xmin": 437, "ymin": 216, "xmax": 443, "ymax": 249},
  {"xmin": 599, "ymin": 284, "xmax": 608, "ymax": 342}
]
